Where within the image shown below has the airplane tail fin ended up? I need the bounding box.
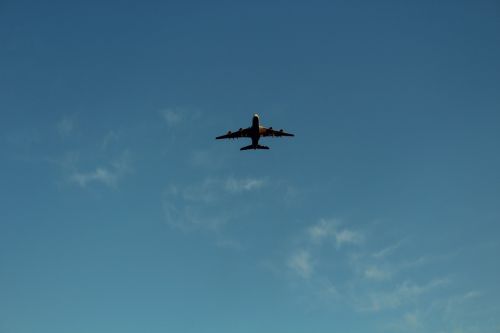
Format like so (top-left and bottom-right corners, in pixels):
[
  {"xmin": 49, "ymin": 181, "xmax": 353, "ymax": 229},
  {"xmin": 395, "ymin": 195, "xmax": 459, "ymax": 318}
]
[{"xmin": 240, "ymin": 144, "xmax": 269, "ymax": 151}]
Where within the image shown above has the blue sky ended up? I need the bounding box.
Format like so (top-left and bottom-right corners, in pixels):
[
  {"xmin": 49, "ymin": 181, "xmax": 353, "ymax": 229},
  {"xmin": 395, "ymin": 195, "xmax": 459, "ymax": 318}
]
[{"xmin": 1, "ymin": 0, "xmax": 500, "ymax": 332}]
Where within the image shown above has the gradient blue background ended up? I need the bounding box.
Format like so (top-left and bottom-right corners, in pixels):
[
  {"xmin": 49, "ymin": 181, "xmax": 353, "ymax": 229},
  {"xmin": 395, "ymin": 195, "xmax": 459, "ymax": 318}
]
[{"xmin": 1, "ymin": 0, "xmax": 500, "ymax": 332}]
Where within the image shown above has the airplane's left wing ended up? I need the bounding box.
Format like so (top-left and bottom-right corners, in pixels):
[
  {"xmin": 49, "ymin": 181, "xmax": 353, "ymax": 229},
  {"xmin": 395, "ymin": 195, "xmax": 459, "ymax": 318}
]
[
  {"xmin": 216, "ymin": 127, "xmax": 251, "ymax": 140},
  {"xmin": 261, "ymin": 127, "xmax": 294, "ymax": 137}
]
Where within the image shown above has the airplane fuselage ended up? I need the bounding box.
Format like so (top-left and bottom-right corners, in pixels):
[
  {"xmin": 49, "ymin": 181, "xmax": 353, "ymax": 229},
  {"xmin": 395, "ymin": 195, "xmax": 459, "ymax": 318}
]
[{"xmin": 250, "ymin": 114, "xmax": 262, "ymax": 146}]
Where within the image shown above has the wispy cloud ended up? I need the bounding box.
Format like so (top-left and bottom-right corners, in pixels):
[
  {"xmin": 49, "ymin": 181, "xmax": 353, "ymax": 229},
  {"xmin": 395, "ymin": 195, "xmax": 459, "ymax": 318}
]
[
  {"xmin": 161, "ymin": 109, "xmax": 183, "ymax": 127},
  {"xmin": 190, "ymin": 149, "xmax": 222, "ymax": 169},
  {"xmin": 372, "ymin": 242, "xmax": 402, "ymax": 259},
  {"xmin": 347, "ymin": 244, "xmax": 437, "ymax": 286},
  {"xmin": 163, "ymin": 199, "xmax": 229, "ymax": 231},
  {"xmin": 60, "ymin": 151, "xmax": 132, "ymax": 189},
  {"xmin": 307, "ymin": 219, "xmax": 363, "ymax": 247},
  {"xmin": 359, "ymin": 278, "xmax": 450, "ymax": 312},
  {"xmin": 384, "ymin": 290, "xmax": 490, "ymax": 332},
  {"xmin": 224, "ymin": 177, "xmax": 265, "ymax": 193},
  {"xmin": 163, "ymin": 176, "xmax": 266, "ymax": 232},
  {"xmin": 272, "ymin": 214, "xmax": 496, "ymax": 332},
  {"xmin": 57, "ymin": 115, "xmax": 76, "ymax": 136},
  {"xmin": 336, "ymin": 229, "xmax": 364, "ymax": 247},
  {"xmin": 287, "ymin": 249, "xmax": 314, "ymax": 279},
  {"xmin": 307, "ymin": 219, "xmax": 336, "ymax": 243},
  {"xmin": 386, "ymin": 311, "xmax": 424, "ymax": 332},
  {"xmin": 275, "ymin": 218, "xmax": 366, "ymax": 303},
  {"xmin": 101, "ymin": 131, "xmax": 119, "ymax": 150},
  {"xmin": 160, "ymin": 107, "xmax": 200, "ymax": 128},
  {"xmin": 169, "ymin": 177, "xmax": 266, "ymax": 204},
  {"xmin": 70, "ymin": 167, "xmax": 118, "ymax": 187},
  {"xmin": 268, "ymin": 216, "xmax": 486, "ymax": 332},
  {"xmin": 440, "ymin": 290, "xmax": 484, "ymax": 323},
  {"xmin": 402, "ymin": 311, "xmax": 422, "ymax": 330},
  {"xmin": 363, "ymin": 266, "xmax": 392, "ymax": 281}
]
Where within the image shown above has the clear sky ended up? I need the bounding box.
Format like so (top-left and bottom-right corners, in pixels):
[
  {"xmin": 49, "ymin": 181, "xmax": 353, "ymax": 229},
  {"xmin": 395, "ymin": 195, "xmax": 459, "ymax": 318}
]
[{"xmin": 1, "ymin": 0, "xmax": 500, "ymax": 332}]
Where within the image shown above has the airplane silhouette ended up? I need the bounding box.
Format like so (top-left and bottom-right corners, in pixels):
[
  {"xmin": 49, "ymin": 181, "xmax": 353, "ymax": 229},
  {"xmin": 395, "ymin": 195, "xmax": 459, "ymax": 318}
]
[{"xmin": 216, "ymin": 114, "xmax": 294, "ymax": 150}]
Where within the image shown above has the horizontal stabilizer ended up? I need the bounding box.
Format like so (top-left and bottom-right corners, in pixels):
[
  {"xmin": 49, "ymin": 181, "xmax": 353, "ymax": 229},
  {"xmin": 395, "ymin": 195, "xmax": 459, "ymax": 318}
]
[{"xmin": 240, "ymin": 144, "xmax": 270, "ymax": 151}]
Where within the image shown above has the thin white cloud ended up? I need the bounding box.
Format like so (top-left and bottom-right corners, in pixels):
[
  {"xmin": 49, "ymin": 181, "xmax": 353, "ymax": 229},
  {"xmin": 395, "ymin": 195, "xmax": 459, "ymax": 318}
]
[
  {"xmin": 280, "ymin": 218, "xmax": 365, "ymax": 299},
  {"xmin": 160, "ymin": 107, "xmax": 201, "ymax": 128},
  {"xmin": 403, "ymin": 311, "xmax": 421, "ymax": 330},
  {"xmin": 350, "ymin": 253, "xmax": 435, "ymax": 285},
  {"xmin": 70, "ymin": 167, "xmax": 117, "ymax": 187},
  {"xmin": 178, "ymin": 177, "xmax": 265, "ymax": 202},
  {"xmin": 335, "ymin": 229, "xmax": 363, "ymax": 247},
  {"xmin": 63, "ymin": 151, "xmax": 132, "ymax": 189},
  {"xmin": 224, "ymin": 177, "xmax": 265, "ymax": 193},
  {"xmin": 463, "ymin": 291, "xmax": 481, "ymax": 300},
  {"xmin": 308, "ymin": 218, "xmax": 337, "ymax": 243},
  {"xmin": 364, "ymin": 266, "xmax": 392, "ymax": 281},
  {"xmin": 287, "ymin": 249, "xmax": 314, "ymax": 279},
  {"xmin": 384, "ymin": 289, "xmax": 490, "ymax": 333},
  {"xmin": 178, "ymin": 179, "xmax": 221, "ymax": 203},
  {"xmin": 163, "ymin": 176, "xmax": 265, "ymax": 231},
  {"xmin": 279, "ymin": 219, "xmax": 455, "ymax": 314},
  {"xmin": 190, "ymin": 149, "xmax": 222, "ymax": 169},
  {"xmin": 273, "ymin": 217, "xmax": 494, "ymax": 332},
  {"xmin": 283, "ymin": 185, "xmax": 301, "ymax": 205},
  {"xmin": 101, "ymin": 131, "xmax": 119, "ymax": 150},
  {"xmin": 360, "ymin": 278, "xmax": 450, "ymax": 312},
  {"xmin": 57, "ymin": 116, "xmax": 75, "ymax": 136},
  {"xmin": 386, "ymin": 311, "xmax": 424, "ymax": 332},
  {"xmin": 307, "ymin": 219, "xmax": 363, "ymax": 248},
  {"xmin": 372, "ymin": 242, "xmax": 402, "ymax": 259},
  {"xmin": 162, "ymin": 200, "xmax": 228, "ymax": 231},
  {"xmin": 161, "ymin": 109, "xmax": 183, "ymax": 127},
  {"xmin": 441, "ymin": 290, "xmax": 483, "ymax": 321}
]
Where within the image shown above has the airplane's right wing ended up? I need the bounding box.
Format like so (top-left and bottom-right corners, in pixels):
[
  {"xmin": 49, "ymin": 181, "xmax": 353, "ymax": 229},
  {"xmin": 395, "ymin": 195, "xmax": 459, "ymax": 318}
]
[
  {"xmin": 261, "ymin": 127, "xmax": 294, "ymax": 137},
  {"xmin": 216, "ymin": 127, "xmax": 251, "ymax": 140}
]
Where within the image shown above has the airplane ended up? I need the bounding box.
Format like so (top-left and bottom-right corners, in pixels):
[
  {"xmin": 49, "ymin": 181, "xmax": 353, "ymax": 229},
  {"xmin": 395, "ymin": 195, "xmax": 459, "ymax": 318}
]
[{"xmin": 216, "ymin": 114, "xmax": 294, "ymax": 150}]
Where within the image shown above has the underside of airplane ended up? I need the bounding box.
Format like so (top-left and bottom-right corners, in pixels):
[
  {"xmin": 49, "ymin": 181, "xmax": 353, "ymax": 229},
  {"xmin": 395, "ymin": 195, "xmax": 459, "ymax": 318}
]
[{"xmin": 216, "ymin": 114, "xmax": 294, "ymax": 150}]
